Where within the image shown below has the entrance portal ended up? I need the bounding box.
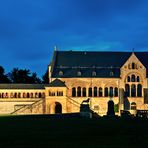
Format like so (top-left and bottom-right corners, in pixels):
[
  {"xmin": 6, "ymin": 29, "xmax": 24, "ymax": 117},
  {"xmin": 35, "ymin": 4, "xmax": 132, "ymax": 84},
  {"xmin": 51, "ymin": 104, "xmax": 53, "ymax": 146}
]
[{"xmin": 55, "ymin": 102, "xmax": 62, "ymax": 114}]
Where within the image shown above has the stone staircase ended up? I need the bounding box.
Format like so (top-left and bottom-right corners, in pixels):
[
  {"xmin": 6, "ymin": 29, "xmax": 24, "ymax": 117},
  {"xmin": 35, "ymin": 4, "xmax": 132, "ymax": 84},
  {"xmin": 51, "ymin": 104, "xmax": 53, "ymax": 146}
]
[{"xmin": 11, "ymin": 99, "xmax": 45, "ymax": 115}]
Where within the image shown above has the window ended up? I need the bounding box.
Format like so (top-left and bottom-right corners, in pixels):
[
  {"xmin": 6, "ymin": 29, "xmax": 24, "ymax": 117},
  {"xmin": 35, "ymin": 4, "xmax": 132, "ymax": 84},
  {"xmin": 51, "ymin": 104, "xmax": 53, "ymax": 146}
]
[
  {"xmin": 77, "ymin": 87, "xmax": 81, "ymax": 97},
  {"xmin": 94, "ymin": 87, "xmax": 97, "ymax": 97},
  {"xmin": 72, "ymin": 87, "xmax": 76, "ymax": 97},
  {"xmin": 131, "ymin": 84, "xmax": 136, "ymax": 97},
  {"xmin": 131, "ymin": 74, "xmax": 136, "ymax": 82},
  {"xmin": 125, "ymin": 84, "xmax": 130, "ymax": 97},
  {"xmin": 127, "ymin": 76, "xmax": 130, "ymax": 82},
  {"xmin": 14, "ymin": 93, "xmax": 17, "ymax": 98},
  {"xmin": 57, "ymin": 91, "xmax": 63, "ymax": 96},
  {"xmin": 128, "ymin": 64, "xmax": 131, "ymax": 69},
  {"xmin": 18, "ymin": 93, "xmax": 21, "ymax": 98},
  {"xmin": 110, "ymin": 71, "xmax": 114, "ymax": 76},
  {"xmin": 98, "ymin": 87, "xmax": 103, "ymax": 97},
  {"xmin": 137, "ymin": 84, "xmax": 142, "ymax": 97},
  {"xmin": 137, "ymin": 76, "xmax": 140, "ymax": 82},
  {"xmin": 49, "ymin": 91, "xmax": 52, "ymax": 96},
  {"xmin": 132, "ymin": 63, "xmax": 135, "ymax": 69},
  {"xmin": 88, "ymin": 87, "xmax": 92, "ymax": 97},
  {"xmin": 114, "ymin": 87, "xmax": 118, "ymax": 97},
  {"xmin": 109, "ymin": 87, "xmax": 113, "ymax": 97},
  {"xmin": 27, "ymin": 93, "xmax": 30, "ymax": 98},
  {"xmin": 104, "ymin": 87, "xmax": 108, "ymax": 97},
  {"xmin": 92, "ymin": 71, "xmax": 96, "ymax": 76},
  {"xmin": 82, "ymin": 87, "xmax": 86, "ymax": 97},
  {"xmin": 59, "ymin": 71, "xmax": 63, "ymax": 76},
  {"xmin": 77, "ymin": 71, "xmax": 81, "ymax": 76}
]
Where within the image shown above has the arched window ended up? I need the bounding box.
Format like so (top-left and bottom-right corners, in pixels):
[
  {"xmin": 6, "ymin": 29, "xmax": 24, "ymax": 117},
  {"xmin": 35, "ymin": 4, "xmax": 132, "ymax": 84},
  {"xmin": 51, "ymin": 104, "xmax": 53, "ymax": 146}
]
[
  {"xmin": 132, "ymin": 63, "xmax": 135, "ymax": 69},
  {"xmin": 137, "ymin": 84, "xmax": 142, "ymax": 97},
  {"xmin": 72, "ymin": 87, "xmax": 76, "ymax": 97},
  {"xmin": 137, "ymin": 76, "xmax": 140, "ymax": 82},
  {"xmin": 114, "ymin": 87, "xmax": 118, "ymax": 97},
  {"xmin": 125, "ymin": 84, "xmax": 130, "ymax": 97},
  {"xmin": 82, "ymin": 87, "xmax": 86, "ymax": 97},
  {"xmin": 127, "ymin": 76, "xmax": 130, "ymax": 82},
  {"xmin": 39, "ymin": 93, "xmax": 42, "ymax": 98},
  {"xmin": 77, "ymin": 71, "xmax": 81, "ymax": 76},
  {"xmin": 27, "ymin": 93, "xmax": 30, "ymax": 98},
  {"xmin": 49, "ymin": 91, "xmax": 52, "ymax": 96},
  {"xmin": 131, "ymin": 84, "xmax": 136, "ymax": 97},
  {"xmin": 109, "ymin": 87, "xmax": 113, "ymax": 97},
  {"xmin": 14, "ymin": 93, "xmax": 17, "ymax": 98},
  {"xmin": 35, "ymin": 93, "xmax": 39, "ymax": 98},
  {"xmin": 94, "ymin": 87, "xmax": 97, "ymax": 97},
  {"xmin": 131, "ymin": 74, "xmax": 136, "ymax": 82},
  {"xmin": 98, "ymin": 87, "xmax": 103, "ymax": 97},
  {"xmin": 88, "ymin": 87, "xmax": 92, "ymax": 97},
  {"xmin": 92, "ymin": 71, "xmax": 96, "ymax": 76},
  {"xmin": 5, "ymin": 93, "xmax": 9, "ymax": 98},
  {"xmin": 77, "ymin": 87, "xmax": 81, "ymax": 97},
  {"xmin": 18, "ymin": 93, "xmax": 21, "ymax": 98},
  {"xmin": 131, "ymin": 102, "xmax": 137, "ymax": 110},
  {"xmin": 128, "ymin": 64, "xmax": 131, "ymax": 69},
  {"xmin": 104, "ymin": 87, "xmax": 108, "ymax": 97}
]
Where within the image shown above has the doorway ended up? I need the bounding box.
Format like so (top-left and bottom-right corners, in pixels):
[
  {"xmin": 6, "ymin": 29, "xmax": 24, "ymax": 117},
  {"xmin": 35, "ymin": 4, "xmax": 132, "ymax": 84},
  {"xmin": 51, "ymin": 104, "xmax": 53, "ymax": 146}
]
[{"xmin": 55, "ymin": 102, "xmax": 62, "ymax": 114}]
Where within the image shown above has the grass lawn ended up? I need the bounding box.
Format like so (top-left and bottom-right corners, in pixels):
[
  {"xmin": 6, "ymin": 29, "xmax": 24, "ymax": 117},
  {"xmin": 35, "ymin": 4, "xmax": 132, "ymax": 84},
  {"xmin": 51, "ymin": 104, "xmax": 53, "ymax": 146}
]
[{"xmin": 0, "ymin": 115, "xmax": 148, "ymax": 148}]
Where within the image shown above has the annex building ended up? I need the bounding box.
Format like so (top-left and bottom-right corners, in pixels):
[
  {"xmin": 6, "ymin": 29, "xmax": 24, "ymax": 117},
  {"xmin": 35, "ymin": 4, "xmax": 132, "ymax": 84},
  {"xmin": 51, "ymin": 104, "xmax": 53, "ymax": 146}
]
[{"xmin": 0, "ymin": 50, "xmax": 148, "ymax": 116}]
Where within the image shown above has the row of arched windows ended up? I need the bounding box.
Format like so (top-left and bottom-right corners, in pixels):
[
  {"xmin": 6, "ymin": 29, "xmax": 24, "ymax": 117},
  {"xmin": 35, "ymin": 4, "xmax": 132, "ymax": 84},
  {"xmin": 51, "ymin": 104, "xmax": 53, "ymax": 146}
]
[
  {"xmin": 127, "ymin": 75, "xmax": 140, "ymax": 82},
  {"xmin": 49, "ymin": 91, "xmax": 63, "ymax": 96},
  {"xmin": 0, "ymin": 92, "xmax": 45, "ymax": 99},
  {"xmin": 72, "ymin": 87, "xmax": 118, "ymax": 97},
  {"xmin": 125, "ymin": 84, "xmax": 142, "ymax": 97}
]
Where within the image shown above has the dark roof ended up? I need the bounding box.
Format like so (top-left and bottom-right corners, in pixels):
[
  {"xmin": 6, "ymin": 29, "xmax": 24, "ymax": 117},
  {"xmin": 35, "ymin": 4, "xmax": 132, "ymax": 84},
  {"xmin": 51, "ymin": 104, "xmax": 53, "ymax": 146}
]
[
  {"xmin": 0, "ymin": 84, "xmax": 45, "ymax": 89},
  {"xmin": 45, "ymin": 79, "xmax": 66, "ymax": 87},
  {"xmin": 51, "ymin": 51, "xmax": 148, "ymax": 78}
]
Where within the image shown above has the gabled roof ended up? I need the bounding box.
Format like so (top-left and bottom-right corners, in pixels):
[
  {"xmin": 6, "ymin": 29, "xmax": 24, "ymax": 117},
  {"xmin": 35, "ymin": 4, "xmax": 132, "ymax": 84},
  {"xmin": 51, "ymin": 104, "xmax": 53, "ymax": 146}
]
[
  {"xmin": 45, "ymin": 79, "xmax": 66, "ymax": 87},
  {"xmin": 54, "ymin": 51, "xmax": 131, "ymax": 68},
  {"xmin": 51, "ymin": 51, "xmax": 148, "ymax": 78},
  {"xmin": 0, "ymin": 84, "xmax": 45, "ymax": 89}
]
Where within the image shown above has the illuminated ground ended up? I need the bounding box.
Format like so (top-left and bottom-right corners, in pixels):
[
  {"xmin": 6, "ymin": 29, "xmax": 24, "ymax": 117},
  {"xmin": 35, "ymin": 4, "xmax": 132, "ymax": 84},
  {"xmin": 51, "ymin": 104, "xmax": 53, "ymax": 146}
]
[{"xmin": 0, "ymin": 115, "xmax": 147, "ymax": 148}]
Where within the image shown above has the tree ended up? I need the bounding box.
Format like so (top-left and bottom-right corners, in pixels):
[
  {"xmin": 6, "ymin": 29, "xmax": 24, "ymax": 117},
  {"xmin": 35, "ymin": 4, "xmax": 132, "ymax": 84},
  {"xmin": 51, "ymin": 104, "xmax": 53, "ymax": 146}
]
[
  {"xmin": 42, "ymin": 69, "xmax": 49, "ymax": 84},
  {"xmin": 8, "ymin": 68, "xmax": 42, "ymax": 84},
  {"xmin": 30, "ymin": 72, "xmax": 42, "ymax": 84},
  {"xmin": 0, "ymin": 66, "xmax": 11, "ymax": 83}
]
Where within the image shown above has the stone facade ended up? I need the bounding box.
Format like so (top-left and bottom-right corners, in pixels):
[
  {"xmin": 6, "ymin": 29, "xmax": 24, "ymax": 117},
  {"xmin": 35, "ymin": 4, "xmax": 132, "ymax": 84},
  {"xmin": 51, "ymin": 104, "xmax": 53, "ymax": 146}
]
[{"xmin": 0, "ymin": 51, "xmax": 148, "ymax": 116}]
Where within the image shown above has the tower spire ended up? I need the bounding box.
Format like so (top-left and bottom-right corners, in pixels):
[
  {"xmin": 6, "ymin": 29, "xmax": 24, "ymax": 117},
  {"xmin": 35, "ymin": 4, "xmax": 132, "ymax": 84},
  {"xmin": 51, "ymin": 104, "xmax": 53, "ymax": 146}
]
[
  {"xmin": 132, "ymin": 48, "xmax": 135, "ymax": 53},
  {"xmin": 54, "ymin": 45, "xmax": 57, "ymax": 51}
]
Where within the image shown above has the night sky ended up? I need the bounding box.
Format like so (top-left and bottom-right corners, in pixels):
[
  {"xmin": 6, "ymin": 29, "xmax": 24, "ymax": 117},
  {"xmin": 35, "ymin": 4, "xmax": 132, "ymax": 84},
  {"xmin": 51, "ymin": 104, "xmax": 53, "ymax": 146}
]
[{"xmin": 0, "ymin": 0, "xmax": 148, "ymax": 77}]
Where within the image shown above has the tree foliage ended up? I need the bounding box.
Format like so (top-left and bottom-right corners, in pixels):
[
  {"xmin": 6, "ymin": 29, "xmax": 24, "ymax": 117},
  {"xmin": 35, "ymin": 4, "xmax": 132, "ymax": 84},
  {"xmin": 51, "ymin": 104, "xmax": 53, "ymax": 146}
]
[
  {"xmin": 8, "ymin": 68, "xmax": 42, "ymax": 84},
  {"xmin": 0, "ymin": 66, "xmax": 48, "ymax": 84},
  {"xmin": 42, "ymin": 69, "xmax": 49, "ymax": 84},
  {"xmin": 0, "ymin": 66, "xmax": 11, "ymax": 83}
]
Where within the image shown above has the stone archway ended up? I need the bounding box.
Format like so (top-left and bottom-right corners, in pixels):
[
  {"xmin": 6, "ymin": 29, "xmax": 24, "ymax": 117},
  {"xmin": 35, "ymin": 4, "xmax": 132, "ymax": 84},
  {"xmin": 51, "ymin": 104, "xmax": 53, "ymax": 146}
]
[{"xmin": 55, "ymin": 102, "xmax": 62, "ymax": 114}]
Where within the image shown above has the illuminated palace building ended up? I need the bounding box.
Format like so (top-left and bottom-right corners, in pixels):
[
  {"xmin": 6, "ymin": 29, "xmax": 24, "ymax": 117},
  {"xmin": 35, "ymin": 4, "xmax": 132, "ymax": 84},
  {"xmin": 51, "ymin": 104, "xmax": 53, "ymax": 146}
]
[{"xmin": 0, "ymin": 50, "xmax": 148, "ymax": 116}]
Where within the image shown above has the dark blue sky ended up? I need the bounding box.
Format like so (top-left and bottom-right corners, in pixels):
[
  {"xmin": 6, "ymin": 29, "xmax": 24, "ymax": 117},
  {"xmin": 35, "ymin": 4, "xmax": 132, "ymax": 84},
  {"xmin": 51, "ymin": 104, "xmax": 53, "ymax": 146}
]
[{"xmin": 0, "ymin": 0, "xmax": 148, "ymax": 77}]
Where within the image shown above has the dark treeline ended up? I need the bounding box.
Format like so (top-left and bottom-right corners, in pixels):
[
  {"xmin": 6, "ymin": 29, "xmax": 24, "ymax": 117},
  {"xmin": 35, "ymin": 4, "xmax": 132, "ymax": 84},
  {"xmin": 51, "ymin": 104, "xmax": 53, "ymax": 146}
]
[{"xmin": 0, "ymin": 66, "xmax": 49, "ymax": 84}]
